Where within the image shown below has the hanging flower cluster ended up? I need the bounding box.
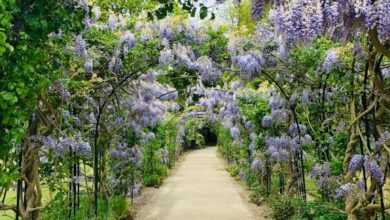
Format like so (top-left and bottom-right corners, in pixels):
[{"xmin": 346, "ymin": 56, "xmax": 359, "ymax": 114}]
[{"xmin": 269, "ymin": 0, "xmax": 390, "ymax": 43}]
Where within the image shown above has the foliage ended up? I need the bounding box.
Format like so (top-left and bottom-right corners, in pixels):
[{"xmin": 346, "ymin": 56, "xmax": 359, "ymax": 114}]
[
  {"xmin": 42, "ymin": 193, "xmax": 133, "ymax": 220},
  {"xmin": 269, "ymin": 196, "xmax": 300, "ymax": 220},
  {"xmin": 299, "ymin": 200, "xmax": 347, "ymax": 220},
  {"xmin": 1, "ymin": 0, "xmax": 390, "ymax": 219}
]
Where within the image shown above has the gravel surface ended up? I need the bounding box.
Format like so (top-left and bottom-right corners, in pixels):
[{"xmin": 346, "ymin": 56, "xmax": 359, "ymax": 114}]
[{"xmin": 135, "ymin": 147, "xmax": 270, "ymax": 220}]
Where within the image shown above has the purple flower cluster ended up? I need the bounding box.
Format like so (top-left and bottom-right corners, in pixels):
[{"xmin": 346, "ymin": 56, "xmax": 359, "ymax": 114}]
[
  {"xmin": 323, "ymin": 0, "xmax": 340, "ymax": 30},
  {"xmin": 75, "ymin": 35, "xmax": 87, "ymax": 58},
  {"xmin": 288, "ymin": 123, "xmax": 307, "ymax": 137},
  {"xmin": 376, "ymin": 0, "xmax": 390, "ymax": 43},
  {"xmin": 108, "ymin": 14, "xmax": 118, "ymax": 31},
  {"xmin": 42, "ymin": 134, "xmax": 91, "ymax": 157},
  {"xmin": 251, "ymin": 0, "xmax": 265, "ymax": 20},
  {"xmin": 110, "ymin": 144, "xmax": 143, "ymax": 167},
  {"xmin": 120, "ymin": 31, "xmax": 136, "ymax": 55},
  {"xmin": 123, "ymin": 79, "xmax": 176, "ymax": 135},
  {"xmin": 129, "ymin": 97, "xmax": 164, "ymax": 130},
  {"xmin": 49, "ymin": 81, "xmax": 71, "ymax": 102},
  {"xmin": 364, "ymin": 159, "xmax": 384, "ymax": 185},
  {"xmin": 195, "ymin": 56, "xmax": 222, "ymax": 84},
  {"xmin": 322, "ymin": 49, "xmax": 340, "ymax": 73},
  {"xmin": 108, "ymin": 55, "xmax": 123, "ymax": 74},
  {"xmin": 84, "ymin": 57, "xmax": 93, "ymax": 73},
  {"xmin": 157, "ymin": 148, "xmax": 169, "ymax": 165},
  {"xmin": 184, "ymin": 20, "xmax": 208, "ymax": 44},
  {"xmin": 305, "ymin": 0, "xmax": 323, "ymax": 40},
  {"xmin": 173, "ymin": 43, "xmax": 196, "ymax": 69},
  {"xmin": 269, "ymin": 95, "xmax": 285, "ymax": 110},
  {"xmin": 375, "ymin": 131, "xmax": 390, "ymax": 151},
  {"xmin": 364, "ymin": 0, "xmax": 390, "ymax": 43},
  {"xmin": 110, "ymin": 143, "xmax": 128, "ymax": 159},
  {"xmin": 230, "ymin": 126, "xmax": 241, "ymax": 140},
  {"xmin": 347, "ymin": 154, "xmax": 385, "ymax": 185},
  {"xmin": 159, "ymin": 21, "xmax": 175, "ymax": 41},
  {"xmin": 284, "ymin": 0, "xmax": 308, "ymax": 42},
  {"xmin": 271, "ymin": 109, "xmax": 289, "ymax": 125},
  {"xmin": 251, "ymin": 159, "xmax": 265, "ymax": 176},
  {"xmin": 269, "ymin": 7, "xmax": 285, "ymax": 34},
  {"xmin": 159, "ymin": 48, "xmax": 174, "ymax": 66},
  {"xmin": 232, "ymin": 53, "xmax": 264, "ymax": 80},
  {"xmin": 261, "ymin": 115, "xmax": 273, "ymax": 128},
  {"xmin": 267, "ymin": 0, "xmax": 390, "ymax": 44},
  {"xmin": 348, "ymin": 154, "xmax": 365, "ymax": 173},
  {"xmin": 301, "ymin": 89, "xmax": 312, "ymax": 105},
  {"xmin": 335, "ymin": 183, "xmax": 353, "ymax": 198},
  {"xmin": 265, "ymin": 135, "xmax": 292, "ymax": 162},
  {"xmin": 382, "ymin": 67, "xmax": 390, "ymax": 79},
  {"xmin": 310, "ymin": 162, "xmax": 331, "ymax": 189}
]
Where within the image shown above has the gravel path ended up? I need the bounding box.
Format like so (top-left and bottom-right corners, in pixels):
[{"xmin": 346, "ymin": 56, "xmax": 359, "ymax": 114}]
[{"xmin": 135, "ymin": 147, "xmax": 270, "ymax": 220}]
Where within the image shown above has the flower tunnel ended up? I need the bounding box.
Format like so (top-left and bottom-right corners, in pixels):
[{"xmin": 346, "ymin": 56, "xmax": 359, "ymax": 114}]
[{"xmin": 0, "ymin": 0, "xmax": 390, "ymax": 220}]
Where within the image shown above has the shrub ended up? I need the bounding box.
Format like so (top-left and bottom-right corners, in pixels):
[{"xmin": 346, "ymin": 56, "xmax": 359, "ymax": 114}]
[
  {"xmin": 299, "ymin": 201, "xmax": 347, "ymax": 220},
  {"xmin": 270, "ymin": 196, "xmax": 301, "ymax": 220}
]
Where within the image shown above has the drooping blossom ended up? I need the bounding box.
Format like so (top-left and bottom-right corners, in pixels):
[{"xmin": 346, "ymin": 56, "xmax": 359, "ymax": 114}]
[
  {"xmin": 364, "ymin": 159, "xmax": 384, "ymax": 185},
  {"xmin": 301, "ymin": 89, "xmax": 312, "ymax": 105},
  {"xmin": 108, "ymin": 13, "xmax": 118, "ymax": 31},
  {"xmin": 173, "ymin": 43, "xmax": 196, "ymax": 69},
  {"xmin": 265, "ymin": 135, "xmax": 292, "ymax": 162},
  {"xmin": 269, "ymin": 95, "xmax": 285, "ymax": 110},
  {"xmin": 348, "ymin": 154, "xmax": 365, "ymax": 173},
  {"xmin": 305, "ymin": 0, "xmax": 323, "ymax": 40},
  {"xmin": 323, "ymin": 0, "xmax": 340, "ymax": 31},
  {"xmin": 159, "ymin": 48, "xmax": 174, "ymax": 66},
  {"xmin": 84, "ymin": 57, "xmax": 93, "ymax": 73},
  {"xmin": 269, "ymin": 7, "xmax": 285, "ymax": 34},
  {"xmin": 195, "ymin": 56, "xmax": 221, "ymax": 84},
  {"xmin": 322, "ymin": 49, "xmax": 340, "ymax": 73},
  {"xmin": 232, "ymin": 53, "xmax": 264, "ymax": 80},
  {"xmin": 75, "ymin": 35, "xmax": 87, "ymax": 57},
  {"xmin": 288, "ymin": 123, "xmax": 307, "ymax": 137},
  {"xmin": 375, "ymin": 131, "xmax": 390, "ymax": 151},
  {"xmin": 271, "ymin": 109, "xmax": 289, "ymax": 125},
  {"xmin": 251, "ymin": 159, "xmax": 265, "ymax": 175},
  {"xmin": 251, "ymin": 0, "xmax": 264, "ymax": 20},
  {"xmin": 230, "ymin": 126, "xmax": 240, "ymax": 140},
  {"xmin": 159, "ymin": 21, "xmax": 175, "ymax": 41},
  {"xmin": 310, "ymin": 162, "xmax": 331, "ymax": 189},
  {"xmin": 120, "ymin": 31, "xmax": 136, "ymax": 55},
  {"xmin": 108, "ymin": 55, "xmax": 123, "ymax": 74},
  {"xmin": 284, "ymin": 0, "xmax": 306, "ymax": 42},
  {"xmin": 49, "ymin": 81, "xmax": 71, "ymax": 102},
  {"xmin": 376, "ymin": 0, "xmax": 390, "ymax": 42},
  {"xmin": 262, "ymin": 115, "xmax": 273, "ymax": 128},
  {"xmin": 302, "ymin": 134, "xmax": 313, "ymax": 145},
  {"xmin": 335, "ymin": 183, "xmax": 353, "ymax": 198}
]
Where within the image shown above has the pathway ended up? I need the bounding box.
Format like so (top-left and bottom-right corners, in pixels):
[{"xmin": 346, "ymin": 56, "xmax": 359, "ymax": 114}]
[{"xmin": 136, "ymin": 147, "xmax": 269, "ymax": 220}]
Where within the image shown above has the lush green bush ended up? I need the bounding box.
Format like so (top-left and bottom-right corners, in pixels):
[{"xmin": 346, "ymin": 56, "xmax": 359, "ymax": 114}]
[
  {"xmin": 270, "ymin": 196, "xmax": 301, "ymax": 220},
  {"xmin": 299, "ymin": 201, "xmax": 347, "ymax": 220},
  {"xmin": 42, "ymin": 193, "xmax": 133, "ymax": 220}
]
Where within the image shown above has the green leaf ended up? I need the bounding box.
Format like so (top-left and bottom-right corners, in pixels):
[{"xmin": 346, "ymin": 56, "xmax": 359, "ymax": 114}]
[
  {"xmin": 199, "ymin": 5, "xmax": 208, "ymax": 19},
  {"xmin": 210, "ymin": 12, "xmax": 215, "ymax": 20},
  {"xmin": 190, "ymin": 7, "xmax": 196, "ymax": 17},
  {"xmin": 1, "ymin": 91, "xmax": 18, "ymax": 104}
]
